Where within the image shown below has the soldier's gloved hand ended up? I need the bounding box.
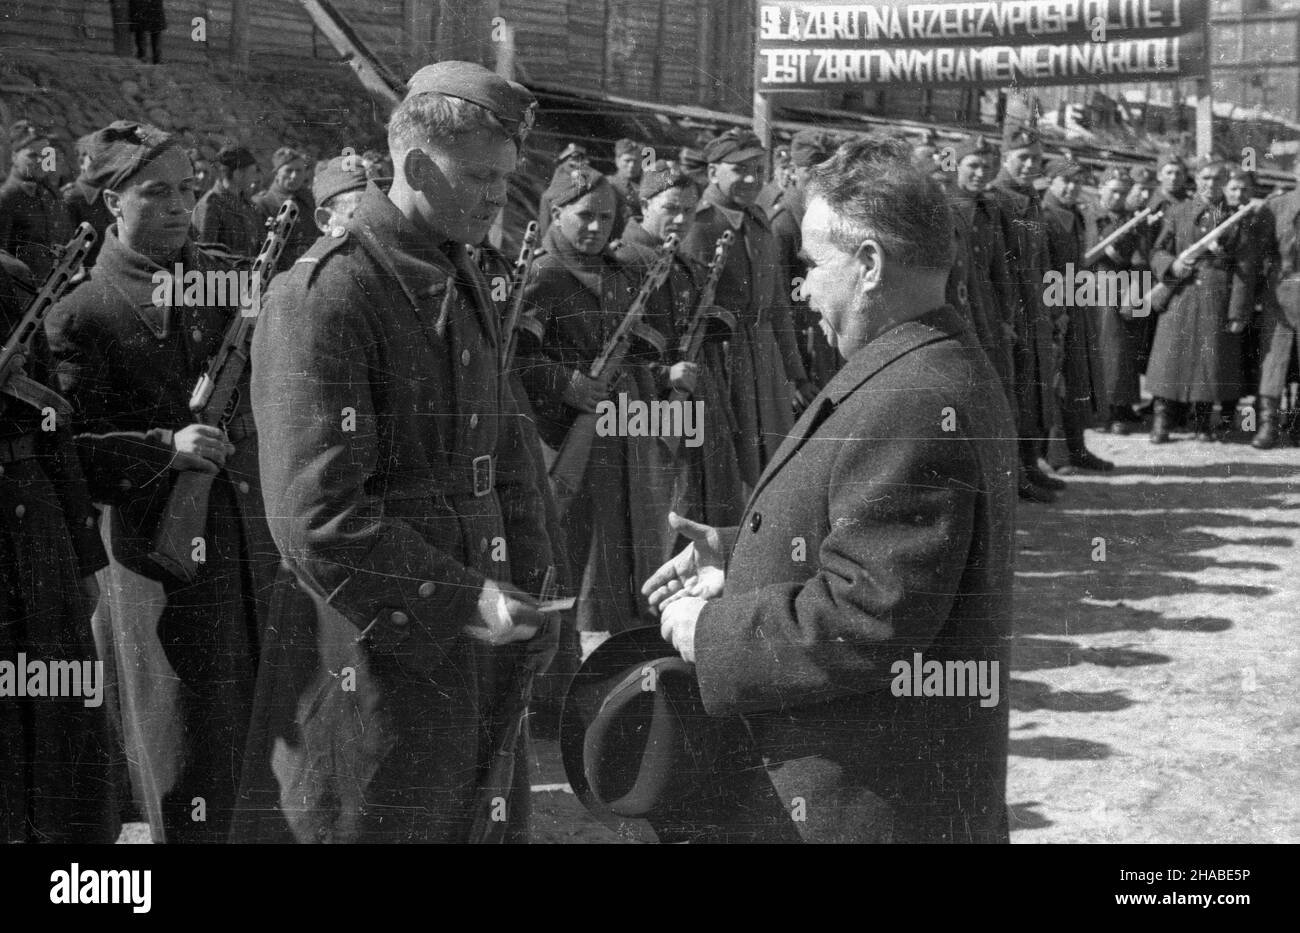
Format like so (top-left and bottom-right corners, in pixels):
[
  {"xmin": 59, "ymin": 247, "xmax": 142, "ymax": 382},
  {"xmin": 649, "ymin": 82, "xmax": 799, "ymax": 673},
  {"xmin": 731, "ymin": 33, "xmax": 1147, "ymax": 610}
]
[
  {"xmin": 466, "ymin": 578, "xmax": 543, "ymax": 645},
  {"xmin": 171, "ymin": 423, "xmax": 233, "ymax": 473},
  {"xmin": 563, "ymin": 370, "xmax": 610, "ymax": 413},
  {"xmin": 1104, "ymin": 245, "xmax": 1124, "ymax": 265},
  {"xmin": 1171, "ymin": 257, "xmax": 1194, "ymax": 278},
  {"xmin": 668, "ymin": 361, "xmax": 700, "ymax": 394},
  {"xmin": 1225, "ymin": 319, "xmax": 1247, "ymax": 335}
]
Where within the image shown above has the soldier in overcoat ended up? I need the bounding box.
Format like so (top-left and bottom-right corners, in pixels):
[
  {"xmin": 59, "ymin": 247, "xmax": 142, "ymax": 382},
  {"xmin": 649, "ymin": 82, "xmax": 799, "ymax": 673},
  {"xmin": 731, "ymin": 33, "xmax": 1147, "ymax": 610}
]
[
  {"xmin": 44, "ymin": 122, "xmax": 276, "ymax": 843},
  {"xmin": 1, "ymin": 249, "xmax": 119, "ymax": 843},
  {"xmin": 0, "ymin": 121, "xmax": 66, "ymax": 282},
  {"xmin": 1085, "ymin": 166, "xmax": 1146, "ymax": 432},
  {"xmin": 1148, "ymin": 161, "xmax": 1258, "ymax": 442},
  {"xmin": 1253, "ymin": 168, "xmax": 1300, "ymax": 448},
  {"xmin": 239, "ymin": 64, "xmax": 555, "ymax": 843},
  {"xmin": 679, "ymin": 129, "xmax": 816, "ymax": 489}
]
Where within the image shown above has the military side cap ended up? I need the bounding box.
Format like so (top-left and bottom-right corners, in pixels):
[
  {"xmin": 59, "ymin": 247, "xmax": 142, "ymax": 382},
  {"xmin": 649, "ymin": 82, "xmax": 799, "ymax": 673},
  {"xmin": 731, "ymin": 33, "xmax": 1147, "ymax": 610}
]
[
  {"xmin": 638, "ymin": 160, "xmax": 695, "ymax": 201},
  {"xmin": 1045, "ymin": 158, "xmax": 1088, "ymax": 181},
  {"xmin": 272, "ymin": 146, "xmax": 304, "ymax": 170},
  {"xmin": 703, "ymin": 128, "xmax": 765, "ymax": 165},
  {"xmin": 216, "ymin": 145, "xmax": 257, "ymax": 170},
  {"xmin": 1228, "ymin": 167, "xmax": 1257, "ymax": 185},
  {"xmin": 9, "ymin": 119, "xmax": 48, "ymax": 154},
  {"xmin": 556, "ymin": 142, "xmax": 588, "ymax": 164},
  {"xmin": 790, "ymin": 129, "xmax": 841, "ymax": 167},
  {"xmin": 405, "ymin": 60, "xmax": 537, "ymax": 143},
  {"xmin": 545, "ymin": 163, "xmax": 611, "ymax": 209},
  {"xmin": 82, "ymin": 120, "xmax": 181, "ymax": 191},
  {"xmin": 313, "ymin": 155, "xmax": 369, "ymax": 206},
  {"xmin": 614, "ymin": 137, "xmax": 641, "ymax": 158},
  {"xmin": 1002, "ymin": 124, "xmax": 1041, "ymax": 152},
  {"xmin": 678, "ymin": 147, "xmax": 707, "ymax": 171},
  {"xmin": 952, "ymin": 133, "xmax": 995, "ymax": 163},
  {"xmin": 1099, "ymin": 165, "xmax": 1132, "ymax": 187}
]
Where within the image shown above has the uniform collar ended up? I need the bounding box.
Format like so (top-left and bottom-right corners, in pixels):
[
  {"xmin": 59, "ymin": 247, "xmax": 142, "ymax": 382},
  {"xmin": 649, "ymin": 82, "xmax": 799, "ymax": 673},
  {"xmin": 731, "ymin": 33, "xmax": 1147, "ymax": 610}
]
[{"xmin": 95, "ymin": 224, "xmax": 211, "ymax": 338}]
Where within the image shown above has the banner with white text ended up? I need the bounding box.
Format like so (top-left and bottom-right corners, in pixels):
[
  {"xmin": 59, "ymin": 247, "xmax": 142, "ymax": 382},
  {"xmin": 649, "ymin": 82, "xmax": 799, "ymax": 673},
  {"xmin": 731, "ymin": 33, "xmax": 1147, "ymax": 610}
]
[{"xmin": 755, "ymin": 0, "xmax": 1210, "ymax": 90}]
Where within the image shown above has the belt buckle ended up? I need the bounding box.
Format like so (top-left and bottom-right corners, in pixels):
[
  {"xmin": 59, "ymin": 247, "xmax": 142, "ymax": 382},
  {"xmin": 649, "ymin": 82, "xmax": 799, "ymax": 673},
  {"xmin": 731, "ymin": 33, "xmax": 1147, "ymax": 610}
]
[{"xmin": 472, "ymin": 454, "xmax": 494, "ymax": 497}]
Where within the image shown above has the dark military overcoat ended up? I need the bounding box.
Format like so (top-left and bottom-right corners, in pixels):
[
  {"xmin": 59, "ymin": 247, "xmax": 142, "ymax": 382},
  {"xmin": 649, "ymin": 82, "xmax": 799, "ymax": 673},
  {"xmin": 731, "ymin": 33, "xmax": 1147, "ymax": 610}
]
[{"xmin": 1041, "ymin": 192, "xmax": 1102, "ymax": 419}]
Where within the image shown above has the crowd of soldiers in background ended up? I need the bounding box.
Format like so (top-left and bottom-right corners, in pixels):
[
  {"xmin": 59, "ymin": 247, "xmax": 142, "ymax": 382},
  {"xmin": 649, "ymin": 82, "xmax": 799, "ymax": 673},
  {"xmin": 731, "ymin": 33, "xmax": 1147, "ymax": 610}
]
[{"xmin": 2, "ymin": 103, "xmax": 1299, "ymax": 843}]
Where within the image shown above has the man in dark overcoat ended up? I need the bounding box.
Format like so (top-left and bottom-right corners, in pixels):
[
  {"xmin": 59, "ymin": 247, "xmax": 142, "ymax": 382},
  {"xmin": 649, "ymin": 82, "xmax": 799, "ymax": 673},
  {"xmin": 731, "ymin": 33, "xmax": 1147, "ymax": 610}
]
[
  {"xmin": 679, "ymin": 128, "xmax": 816, "ymax": 489},
  {"xmin": 1148, "ymin": 160, "xmax": 1258, "ymax": 442},
  {"xmin": 1253, "ymin": 167, "xmax": 1300, "ymax": 448},
  {"xmin": 45, "ymin": 122, "xmax": 277, "ymax": 843},
  {"xmin": 239, "ymin": 63, "xmax": 555, "ymax": 844},
  {"xmin": 988, "ymin": 126, "xmax": 1064, "ymax": 502},
  {"xmin": 192, "ymin": 145, "xmax": 262, "ymax": 259},
  {"xmin": 648, "ymin": 138, "xmax": 1017, "ymax": 844},
  {"xmin": 1, "ymin": 249, "xmax": 119, "ymax": 843},
  {"xmin": 1040, "ymin": 159, "xmax": 1110, "ymax": 471},
  {"xmin": 1085, "ymin": 166, "xmax": 1146, "ymax": 433},
  {"xmin": 62, "ymin": 133, "xmax": 114, "ymax": 268}
]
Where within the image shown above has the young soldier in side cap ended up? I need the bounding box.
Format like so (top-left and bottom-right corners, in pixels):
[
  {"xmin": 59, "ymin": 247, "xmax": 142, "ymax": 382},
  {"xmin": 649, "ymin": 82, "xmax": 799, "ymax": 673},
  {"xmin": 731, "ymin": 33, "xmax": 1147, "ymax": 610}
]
[
  {"xmin": 617, "ymin": 160, "xmax": 745, "ymax": 528},
  {"xmin": 944, "ymin": 134, "xmax": 1016, "ymax": 400},
  {"xmin": 192, "ymin": 145, "xmax": 262, "ymax": 259},
  {"xmin": 767, "ymin": 128, "xmax": 844, "ymax": 387},
  {"xmin": 309, "ymin": 154, "xmax": 369, "ymax": 235},
  {"xmin": 607, "ymin": 137, "xmax": 644, "ymax": 235},
  {"xmin": 252, "ymin": 146, "xmax": 316, "ymax": 271},
  {"xmin": 988, "ymin": 126, "xmax": 1066, "ymax": 502},
  {"xmin": 1, "ymin": 246, "xmax": 119, "ymax": 843},
  {"xmin": 44, "ymin": 120, "xmax": 278, "ymax": 843},
  {"xmin": 516, "ymin": 164, "xmax": 675, "ymax": 643},
  {"xmin": 1041, "ymin": 159, "xmax": 1111, "ymax": 471},
  {"xmin": 1085, "ymin": 166, "xmax": 1147, "ymax": 434},
  {"xmin": 679, "ymin": 128, "xmax": 816, "ymax": 488},
  {"xmin": 60, "ymin": 133, "xmax": 114, "ymax": 269},
  {"xmin": 536, "ymin": 142, "xmax": 589, "ymax": 237},
  {"xmin": 1224, "ymin": 168, "xmax": 1276, "ymax": 416},
  {"xmin": 0, "ymin": 121, "xmax": 66, "ymax": 281},
  {"xmin": 242, "ymin": 61, "xmax": 554, "ymax": 844}
]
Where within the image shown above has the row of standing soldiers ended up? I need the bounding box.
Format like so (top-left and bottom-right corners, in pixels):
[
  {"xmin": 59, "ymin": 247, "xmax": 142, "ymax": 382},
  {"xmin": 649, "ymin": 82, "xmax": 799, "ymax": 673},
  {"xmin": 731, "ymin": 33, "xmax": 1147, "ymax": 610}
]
[{"xmin": 3, "ymin": 86, "xmax": 1299, "ymax": 843}]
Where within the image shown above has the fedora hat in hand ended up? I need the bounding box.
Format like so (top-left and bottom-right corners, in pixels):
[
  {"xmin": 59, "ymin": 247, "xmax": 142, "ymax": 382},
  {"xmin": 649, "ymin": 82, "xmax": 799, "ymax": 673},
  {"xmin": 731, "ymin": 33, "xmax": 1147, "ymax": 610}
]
[{"xmin": 559, "ymin": 627, "xmax": 797, "ymax": 843}]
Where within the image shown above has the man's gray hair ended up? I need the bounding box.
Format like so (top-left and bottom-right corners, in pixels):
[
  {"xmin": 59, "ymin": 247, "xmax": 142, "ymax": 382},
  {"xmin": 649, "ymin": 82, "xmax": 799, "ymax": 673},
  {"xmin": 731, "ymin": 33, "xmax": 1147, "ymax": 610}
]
[
  {"xmin": 805, "ymin": 137, "xmax": 954, "ymax": 272},
  {"xmin": 387, "ymin": 92, "xmax": 508, "ymax": 157}
]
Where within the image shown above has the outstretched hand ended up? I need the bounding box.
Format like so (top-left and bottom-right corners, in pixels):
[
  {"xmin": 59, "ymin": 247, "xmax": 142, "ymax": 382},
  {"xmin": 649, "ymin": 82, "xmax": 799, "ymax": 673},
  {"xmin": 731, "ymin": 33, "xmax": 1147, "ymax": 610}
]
[{"xmin": 642, "ymin": 512, "xmax": 728, "ymax": 613}]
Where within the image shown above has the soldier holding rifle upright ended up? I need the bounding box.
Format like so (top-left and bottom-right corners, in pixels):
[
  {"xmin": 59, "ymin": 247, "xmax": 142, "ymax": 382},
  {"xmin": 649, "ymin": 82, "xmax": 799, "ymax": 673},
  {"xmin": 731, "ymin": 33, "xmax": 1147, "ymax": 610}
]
[
  {"xmin": 517, "ymin": 164, "xmax": 676, "ymax": 642},
  {"xmin": 44, "ymin": 121, "xmax": 277, "ymax": 843},
  {"xmin": 241, "ymin": 63, "xmax": 555, "ymax": 844},
  {"xmin": 1147, "ymin": 160, "xmax": 1261, "ymax": 443}
]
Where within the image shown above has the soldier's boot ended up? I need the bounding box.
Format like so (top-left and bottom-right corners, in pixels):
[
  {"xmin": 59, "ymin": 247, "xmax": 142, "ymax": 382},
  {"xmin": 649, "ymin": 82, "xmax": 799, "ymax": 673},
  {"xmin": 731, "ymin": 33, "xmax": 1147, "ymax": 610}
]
[
  {"xmin": 1252, "ymin": 396, "xmax": 1282, "ymax": 449},
  {"xmin": 1021, "ymin": 438, "xmax": 1065, "ymax": 492},
  {"xmin": 1063, "ymin": 408, "xmax": 1114, "ymax": 472},
  {"xmin": 1150, "ymin": 397, "xmax": 1172, "ymax": 444}
]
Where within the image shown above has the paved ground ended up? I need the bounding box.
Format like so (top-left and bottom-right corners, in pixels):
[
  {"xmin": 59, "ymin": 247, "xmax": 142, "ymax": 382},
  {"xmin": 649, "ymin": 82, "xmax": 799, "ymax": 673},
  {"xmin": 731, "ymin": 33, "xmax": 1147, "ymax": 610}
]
[{"xmin": 119, "ymin": 426, "xmax": 1300, "ymax": 844}]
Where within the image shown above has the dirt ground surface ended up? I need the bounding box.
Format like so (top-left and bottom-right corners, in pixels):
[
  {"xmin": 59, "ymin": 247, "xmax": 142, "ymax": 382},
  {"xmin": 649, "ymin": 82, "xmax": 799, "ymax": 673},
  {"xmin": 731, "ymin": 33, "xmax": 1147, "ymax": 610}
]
[{"xmin": 118, "ymin": 426, "xmax": 1300, "ymax": 845}]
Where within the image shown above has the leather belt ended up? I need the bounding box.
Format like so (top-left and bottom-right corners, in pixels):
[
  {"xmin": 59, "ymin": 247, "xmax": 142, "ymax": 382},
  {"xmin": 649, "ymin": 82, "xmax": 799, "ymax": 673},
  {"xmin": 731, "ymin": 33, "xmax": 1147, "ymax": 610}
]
[
  {"xmin": 0, "ymin": 434, "xmax": 38, "ymax": 464},
  {"xmin": 384, "ymin": 454, "xmax": 497, "ymax": 505},
  {"xmin": 224, "ymin": 411, "xmax": 258, "ymax": 444}
]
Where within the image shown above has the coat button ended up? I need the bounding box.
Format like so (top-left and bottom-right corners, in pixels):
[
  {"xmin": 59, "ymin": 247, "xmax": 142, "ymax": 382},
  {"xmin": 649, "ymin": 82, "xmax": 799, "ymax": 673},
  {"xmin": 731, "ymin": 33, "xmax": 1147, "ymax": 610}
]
[
  {"xmin": 0, "ymin": 464, "xmax": 5, "ymax": 477},
  {"xmin": 480, "ymin": 537, "xmax": 489, "ymax": 552},
  {"xmin": 85, "ymin": 515, "xmax": 95, "ymax": 528},
  {"xmin": 390, "ymin": 611, "xmax": 410, "ymax": 627},
  {"xmin": 469, "ymin": 413, "xmax": 479, "ymax": 429},
  {"xmin": 749, "ymin": 511, "xmax": 761, "ymax": 533},
  {"xmin": 461, "ymin": 349, "xmax": 471, "ymax": 366},
  {"xmin": 238, "ymin": 480, "xmax": 250, "ymax": 493},
  {"xmin": 192, "ymin": 327, "xmax": 203, "ymax": 342},
  {"xmin": 418, "ymin": 582, "xmax": 436, "ymax": 598},
  {"xmin": 15, "ymin": 504, "xmax": 25, "ymax": 519}
]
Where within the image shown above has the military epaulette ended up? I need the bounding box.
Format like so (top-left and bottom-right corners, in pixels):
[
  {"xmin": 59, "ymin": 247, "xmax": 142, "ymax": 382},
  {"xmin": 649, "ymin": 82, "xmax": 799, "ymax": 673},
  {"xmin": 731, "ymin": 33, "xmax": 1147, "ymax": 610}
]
[{"xmin": 295, "ymin": 226, "xmax": 355, "ymax": 287}]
